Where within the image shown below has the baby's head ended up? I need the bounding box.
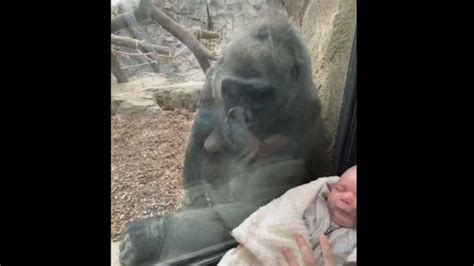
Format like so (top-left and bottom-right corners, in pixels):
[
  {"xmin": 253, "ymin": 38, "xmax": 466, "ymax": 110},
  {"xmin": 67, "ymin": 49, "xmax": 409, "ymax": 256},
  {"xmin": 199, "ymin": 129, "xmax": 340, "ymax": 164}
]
[{"xmin": 327, "ymin": 165, "xmax": 357, "ymax": 228}]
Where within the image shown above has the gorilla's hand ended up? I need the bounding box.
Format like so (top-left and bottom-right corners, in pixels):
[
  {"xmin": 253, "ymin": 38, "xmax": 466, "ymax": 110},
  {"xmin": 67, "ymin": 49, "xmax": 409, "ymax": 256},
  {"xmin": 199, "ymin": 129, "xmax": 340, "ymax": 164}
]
[{"xmin": 119, "ymin": 216, "xmax": 168, "ymax": 265}]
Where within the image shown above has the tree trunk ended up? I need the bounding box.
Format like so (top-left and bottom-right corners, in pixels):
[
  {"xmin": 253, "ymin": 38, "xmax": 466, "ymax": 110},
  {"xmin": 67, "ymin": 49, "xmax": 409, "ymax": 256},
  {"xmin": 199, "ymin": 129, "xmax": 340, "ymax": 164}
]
[{"xmin": 111, "ymin": 35, "xmax": 171, "ymax": 55}]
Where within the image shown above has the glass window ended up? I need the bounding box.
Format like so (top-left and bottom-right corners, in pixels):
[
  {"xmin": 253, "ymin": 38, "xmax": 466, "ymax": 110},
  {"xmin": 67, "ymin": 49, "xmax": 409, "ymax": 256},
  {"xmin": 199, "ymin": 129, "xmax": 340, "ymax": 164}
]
[{"xmin": 111, "ymin": 0, "xmax": 356, "ymax": 264}]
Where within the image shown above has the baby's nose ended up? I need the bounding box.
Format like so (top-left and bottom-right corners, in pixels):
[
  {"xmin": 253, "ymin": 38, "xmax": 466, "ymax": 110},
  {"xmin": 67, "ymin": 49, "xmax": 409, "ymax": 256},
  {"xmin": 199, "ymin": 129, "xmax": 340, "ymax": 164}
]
[{"xmin": 341, "ymin": 193, "xmax": 356, "ymax": 206}]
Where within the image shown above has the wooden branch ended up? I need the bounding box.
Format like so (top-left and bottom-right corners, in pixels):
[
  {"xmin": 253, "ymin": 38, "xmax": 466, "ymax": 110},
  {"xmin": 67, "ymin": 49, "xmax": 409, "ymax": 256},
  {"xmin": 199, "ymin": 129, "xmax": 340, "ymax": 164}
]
[
  {"xmin": 206, "ymin": 0, "xmax": 214, "ymax": 30},
  {"xmin": 191, "ymin": 28, "xmax": 220, "ymax": 40},
  {"xmin": 153, "ymin": 0, "xmax": 177, "ymax": 21},
  {"xmin": 120, "ymin": 26, "xmax": 152, "ymax": 66},
  {"xmin": 112, "ymin": 4, "xmax": 161, "ymax": 73},
  {"xmin": 111, "ymin": 34, "xmax": 171, "ymax": 55},
  {"xmin": 112, "ymin": 4, "xmax": 174, "ymax": 32},
  {"xmin": 111, "ymin": 0, "xmax": 218, "ymax": 73},
  {"xmin": 111, "ymin": 9, "xmax": 149, "ymax": 33},
  {"xmin": 111, "ymin": 51, "xmax": 128, "ymax": 83},
  {"xmin": 141, "ymin": 0, "xmax": 217, "ymax": 72}
]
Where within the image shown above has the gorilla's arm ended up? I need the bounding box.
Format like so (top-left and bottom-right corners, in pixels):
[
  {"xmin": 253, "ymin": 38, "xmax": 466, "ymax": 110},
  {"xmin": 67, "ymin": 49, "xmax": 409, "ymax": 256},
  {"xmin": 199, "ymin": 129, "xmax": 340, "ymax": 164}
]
[{"xmin": 119, "ymin": 158, "xmax": 306, "ymax": 265}]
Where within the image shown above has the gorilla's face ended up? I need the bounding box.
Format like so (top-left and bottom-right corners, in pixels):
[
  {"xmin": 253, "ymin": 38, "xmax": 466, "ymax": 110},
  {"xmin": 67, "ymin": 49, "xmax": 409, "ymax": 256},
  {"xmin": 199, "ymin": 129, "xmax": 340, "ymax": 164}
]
[
  {"xmin": 193, "ymin": 19, "xmax": 321, "ymax": 166},
  {"xmin": 213, "ymin": 30, "xmax": 298, "ymax": 138},
  {"xmin": 220, "ymin": 76, "xmax": 278, "ymax": 135}
]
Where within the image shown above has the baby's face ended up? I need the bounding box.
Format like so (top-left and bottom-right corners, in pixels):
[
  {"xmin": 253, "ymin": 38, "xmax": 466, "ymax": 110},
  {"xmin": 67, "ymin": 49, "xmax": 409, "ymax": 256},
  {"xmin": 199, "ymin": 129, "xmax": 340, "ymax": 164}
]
[{"xmin": 327, "ymin": 168, "xmax": 357, "ymax": 227}]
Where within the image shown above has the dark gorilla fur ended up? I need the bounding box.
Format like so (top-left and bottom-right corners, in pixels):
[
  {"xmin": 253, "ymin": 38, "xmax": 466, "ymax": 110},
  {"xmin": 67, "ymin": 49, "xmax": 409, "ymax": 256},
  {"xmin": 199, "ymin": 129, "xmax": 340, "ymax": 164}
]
[{"xmin": 183, "ymin": 14, "xmax": 329, "ymax": 194}]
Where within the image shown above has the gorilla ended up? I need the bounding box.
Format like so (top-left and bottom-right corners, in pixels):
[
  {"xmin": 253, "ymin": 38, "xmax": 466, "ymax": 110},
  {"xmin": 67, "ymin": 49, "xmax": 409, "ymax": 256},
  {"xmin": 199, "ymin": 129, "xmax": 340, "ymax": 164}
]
[{"xmin": 119, "ymin": 12, "xmax": 330, "ymax": 265}]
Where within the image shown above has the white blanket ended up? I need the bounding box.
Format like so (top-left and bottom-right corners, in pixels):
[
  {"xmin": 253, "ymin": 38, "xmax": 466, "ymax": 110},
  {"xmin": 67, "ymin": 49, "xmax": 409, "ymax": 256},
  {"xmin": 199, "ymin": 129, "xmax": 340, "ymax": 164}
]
[{"xmin": 219, "ymin": 176, "xmax": 355, "ymax": 266}]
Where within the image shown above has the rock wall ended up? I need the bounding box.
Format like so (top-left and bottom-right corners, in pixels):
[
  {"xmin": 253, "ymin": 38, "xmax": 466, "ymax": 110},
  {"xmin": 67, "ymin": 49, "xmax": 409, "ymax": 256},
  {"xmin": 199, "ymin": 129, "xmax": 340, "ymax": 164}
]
[{"xmin": 280, "ymin": 0, "xmax": 357, "ymax": 169}]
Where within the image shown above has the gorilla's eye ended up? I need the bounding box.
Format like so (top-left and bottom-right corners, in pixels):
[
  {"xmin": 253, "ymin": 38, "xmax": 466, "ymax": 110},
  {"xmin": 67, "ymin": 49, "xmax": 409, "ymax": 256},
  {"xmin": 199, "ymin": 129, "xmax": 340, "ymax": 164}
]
[
  {"xmin": 251, "ymin": 87, "xmax": 275, "ymax": 101},
  {"xmin": 221, "ymin": 79, "xmax": 239, "ymax": 99},
  {"xmin": 222, "ymin": 82, "xmax": 239, "ymax": 99}
]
